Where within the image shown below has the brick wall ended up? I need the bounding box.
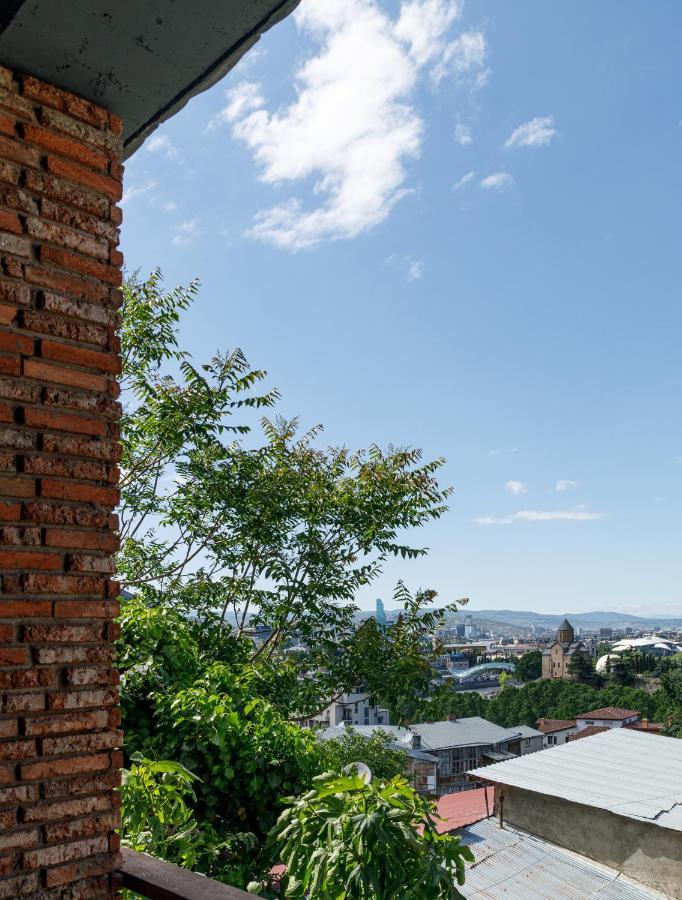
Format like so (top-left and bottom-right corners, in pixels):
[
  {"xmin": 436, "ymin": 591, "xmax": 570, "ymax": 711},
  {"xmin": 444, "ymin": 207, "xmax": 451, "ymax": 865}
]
[{"xmin": 0, "ymin": 66, "xmax": 122, "ymax": 898}]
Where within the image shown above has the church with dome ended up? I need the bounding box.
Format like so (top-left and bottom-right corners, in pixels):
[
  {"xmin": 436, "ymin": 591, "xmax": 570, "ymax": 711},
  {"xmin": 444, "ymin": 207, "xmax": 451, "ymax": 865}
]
[{"xmin": 541, "ymin": 618, "xmax": 587, "ymax": 679}]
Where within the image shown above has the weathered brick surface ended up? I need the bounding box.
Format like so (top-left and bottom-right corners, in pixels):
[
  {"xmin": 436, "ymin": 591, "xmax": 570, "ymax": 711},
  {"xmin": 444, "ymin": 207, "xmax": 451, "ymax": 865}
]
[{"xmin": 0, "ymin": 67, "xmax": 121, "ymax": 895}]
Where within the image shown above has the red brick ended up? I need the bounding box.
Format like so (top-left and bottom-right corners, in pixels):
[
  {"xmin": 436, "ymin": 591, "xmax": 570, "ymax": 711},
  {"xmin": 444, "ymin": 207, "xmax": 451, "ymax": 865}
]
[
  {"xmin": 0, "ymin": 134, "xmax": 40, "ymax": 169},
  {"xmin": 23, "ymin": 794, "xmax": 111, "ymax": 823},
  {"xmin": 0, "ymin": 159, "xmax": 19, "ymax": 185},
  {"xmin": 35, "ymin": 646, "xmax": 114, "ymax": 666},
  {"xmin": 23, "ymin": 709, "xmax": 109, "ymax": 737},
  {"xmin": 64, "ymin": 666, "xmax": 114, "ymax": 686},
  {"xmin": 0, "ymin": 355, "xmax": 20, "ymax": 377},
  {"xmin": 48, "ymin": 689, "xmax": 117, "ymax": 712},
  {"xmin": 21, "ymin": 76, "xmax": 108, "ymax": 129},
  {"xmin": 40, "ymin": 200, "xmax": 119, "ymax": 243},
  {"xmin": 0, "ymin": 306, "xmax": 17, "ymax": 326},
  {"xmin": 41, "ymin": 433, "xmax": 118, "ymax": 462},
  {"xmin": 23, "ymin": 456, "xmax": 106, "ymax": 481},
  {"xmin": 23, "ymin": 358, "xmax": 106, "ymax": 392},
  {"xmin": 23, "ymin": 503, "xmax": 109, "ymax": 528},
  {"xmin": 0, "ymin": 112, "xmax": 14, "ymax": 136},
  {"xmin": 0, "ymin": 404, "xmax": 11, "ymax": 424},
  {"xmin": 23, "ymin": 170, "xmax": 108, "ymax": 218},
  {"xmin": 108, "ymin": 113, "xmax": 123, "ymax": 136},
  {"xmin": 1, "ymin": 694, "xmax": 45, "ymax": 714},
  {"xmin": 40, "ymin": 481, "xmax": 119, "ymax": 506},
  {"xmin": 0, "ymin": 624, "xmax": 14, "ymax": 640},
  {"xmin": 40, "ymin": 291, "xmax": 117, "ymax": 326},
  {"xmin": 24, "ymin": 266, "xmax": 110, "ymax": 305},
  {"xmin": 0, "ymin": 502, "xmax": 20, "ymax": 521},
  {"xmin": 25, "ymin": 218, "xmax": 108, "ymax": 261},
  {"xmin": 0, "ymin": 210, "xmax": 21, "ymax": 234},
  {"xmin": 0, "ymin": 526, "xmax": 40, "ymax": 545},
  {"xmin": 23, "ymin": 408, "xmax": 107, "ymax": 437},
  {"xmin": 0, "ymin": 476, "xmax": 33, "ymax": 498},
  {"xmin": 54, "ymin": 601, "xmax": 108, "ymax": 618},
  {"xmin": 39, "ymin": 107, "xmax": 118, "ymax": 152},
  {"xmin": 23, "ymin": 834, "xmax": 108, "ymax": 869},
  {"xmin": 20, "ymin": 753, "xmax": 111, "ymax": 783},
  {"xmin": 0, "ymin": 356, "xmax": 21, "ymax": 375},
  {"xmin": 0, "ymin": 647, "xmax": 28, "ymax": 665},
  {"xmin": 0, "ymin": 183, "xmax": 38, "ymax": 216},
  {"xmin": 40, "ymin": 339, "xmax": 121, "ymax": 374},
  {"xmin": 0, "ymin": 738, "xmax": 34, "ymax": 761},
  {"xmin": 66, "ymin": 554, "xmax": 115, "ymax": 575},
  {"xmin": 22, "ymin": 125, "xmax": 107, "ymax": 171},
  {"xmin": 0, "ymin": 719, "xmax": 17, "ymax": 738},
  {"xmin": 39, "ymin": 245, "xmax": 121, "ymax": 286},
  {"xmin": 43, "ymin": 387, "xmax": 118, "ymax": 419},
  {"xmin": 0, "ymin": 331, "xmax": 32, "ymax": 355},
  {"xmin": 0, "ymin": 668, "xmax": 54, "ymax": 688},
  {"xmin": 0, "ymin": 376, "xmax": 39, "ymax": 403},
  {"xmin": 0, "ymin": 784, "xmax": 37, "ymax": 805},
  {"xmin": 24, "ymin": 309, "xmax": 109, "ymax": 347},
  {"xmin": 0, "ymin": 827, "xmax": 38, "ymax": 851},
  {"xmin": 0, "ymin": 550, "xmax": 60, "ymax": 570},
  {"xmin": 0, "ymin": 231, "xmax": 30, "ymax": 257},
  {"xmin": 0, "ymin": 427, "xmax": 34, "ymax": 450},
  {"xmin": 44, "ymin": 853, "xmax": 112, "ymax": 889},
  {"xmin": 21, "ymin": 573, "xmax": 104, "ymax": 595},
  {"xmin": 45, "ymin": 156, "xmax": 121, "ymax": 202},
  {"xmin": 42, "ymin": 731, "xmax": 121, "ymax": 756},
  {"xmin": 43, "ymin": 769, "xmax": 119, "ymax": 801},
  {"xmin": 0, "ymin": 873, "xmax": 39, "ymax": 897},
  {"xmin": 23, "ymin": 624, "xmax": 102, "ymax": 643},
  {"xmin": 0, "ymin": 601, "xmax": 51, "ymax": 617}
]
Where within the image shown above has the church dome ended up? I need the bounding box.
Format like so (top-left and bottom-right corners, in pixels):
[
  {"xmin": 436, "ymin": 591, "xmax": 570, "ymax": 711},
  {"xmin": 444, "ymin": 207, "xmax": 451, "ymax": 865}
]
[{"xmin": 556, "ymin": 617, "xmax": 575, "ymax": 644}]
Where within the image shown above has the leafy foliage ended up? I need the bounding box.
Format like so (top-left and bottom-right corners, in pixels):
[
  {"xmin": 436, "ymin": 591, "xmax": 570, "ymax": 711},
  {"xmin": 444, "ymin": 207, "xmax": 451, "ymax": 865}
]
[
  {"xmin": 515, "ymin": 650, "xmax": 542, "ymax": 682},
  {"xmin": 320, "ymin": 729, "xmax": 408, "ymax": 783},
  {"xmin": 267, "ymin": 772, "xmax": 474, "ymax": 899},
  {"xmin": 567, "ymin": 649, "xmax": 601, "ymax": 686}
]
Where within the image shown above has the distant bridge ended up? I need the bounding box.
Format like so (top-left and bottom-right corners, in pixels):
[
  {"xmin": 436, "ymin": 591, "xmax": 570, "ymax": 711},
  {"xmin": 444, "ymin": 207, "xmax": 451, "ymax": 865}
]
[{"xmin": 446, "ymin": 662, "xmax": 516, "ymax": 684}]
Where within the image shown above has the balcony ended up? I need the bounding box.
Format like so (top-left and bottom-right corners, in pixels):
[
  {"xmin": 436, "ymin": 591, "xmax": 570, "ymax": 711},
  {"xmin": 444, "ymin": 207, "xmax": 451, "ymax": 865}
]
[{"xmin": 117, "ymin": 848, "xmax": 253, "ymax": 900}]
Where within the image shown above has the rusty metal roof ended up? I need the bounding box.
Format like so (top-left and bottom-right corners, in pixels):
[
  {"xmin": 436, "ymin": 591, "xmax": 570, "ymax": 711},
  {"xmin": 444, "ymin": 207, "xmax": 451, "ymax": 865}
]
[{"xmin": 460, "ymin": 818, "xmax": 666, "ymax": 898}]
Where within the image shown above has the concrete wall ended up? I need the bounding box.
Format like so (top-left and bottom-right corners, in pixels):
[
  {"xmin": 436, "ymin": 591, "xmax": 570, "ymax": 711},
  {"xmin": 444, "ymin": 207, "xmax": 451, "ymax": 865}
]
[{"xmin": 497, "ymin": 786, "xmax": 682, "ymax": 898}]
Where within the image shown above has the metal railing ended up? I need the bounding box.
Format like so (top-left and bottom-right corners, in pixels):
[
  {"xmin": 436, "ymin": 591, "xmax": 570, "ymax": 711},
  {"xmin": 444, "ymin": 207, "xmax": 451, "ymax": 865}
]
[{"xmin": 117, "ymin": 848, "xmax": 253, "ymax": 899}]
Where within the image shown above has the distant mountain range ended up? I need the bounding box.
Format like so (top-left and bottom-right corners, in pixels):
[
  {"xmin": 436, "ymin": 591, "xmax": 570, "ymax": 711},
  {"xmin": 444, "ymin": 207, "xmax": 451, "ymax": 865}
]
[{"xmin": 461, "ymin": 609, "xmax": 682, "ymax": 630}]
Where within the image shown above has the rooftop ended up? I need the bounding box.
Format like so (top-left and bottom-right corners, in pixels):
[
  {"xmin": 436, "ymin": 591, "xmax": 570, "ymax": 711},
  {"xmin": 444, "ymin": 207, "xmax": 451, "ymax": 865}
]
[
  {"xmin": 412, "ymin": 718, "xmax": 521, "ymax": 751},
  {"xmin": 434, "ymin": 787, "xmax": 492, "ymax": 834},
  {"xmin": 469, "ymin": 728, "xmax": 682, "ymax": 833},
  {"xmin": 536, "ymin": 718, "xmax": 576, "ymax": 734},
  {"xmin": 577, "ymin": 707, "xmax": 640, "ymax": 721},
  {"xmin": 569, "ymin": 725, "xmax": 609, "ymax": 741},
  {"xmin": 459, "ymin": 818, "xmax": 666, "ymax": 899}
]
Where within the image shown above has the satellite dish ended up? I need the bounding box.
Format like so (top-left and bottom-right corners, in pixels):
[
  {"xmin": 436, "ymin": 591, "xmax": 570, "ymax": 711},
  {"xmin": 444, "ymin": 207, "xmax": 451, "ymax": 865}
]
[{"xmin": 343, "ymin": 762, "xmax": 372, "ymax": 784}]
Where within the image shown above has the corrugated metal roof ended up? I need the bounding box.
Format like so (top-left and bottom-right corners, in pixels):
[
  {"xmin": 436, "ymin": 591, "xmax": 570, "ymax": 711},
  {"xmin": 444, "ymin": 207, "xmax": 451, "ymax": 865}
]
[
  {"xmin": 513, "ymin": 725, "xmax": 544, "ymax": 738},
  {"xmin": 468, "ymin": 728, "xmax": 682, "ymax": 832},
  {"xmin": 412, "ymin": 718, "xmax": 521, "ymax": 750},
  {"xmin": 460, "ymin": 818, "xmax": 665, "ymax": 898}
]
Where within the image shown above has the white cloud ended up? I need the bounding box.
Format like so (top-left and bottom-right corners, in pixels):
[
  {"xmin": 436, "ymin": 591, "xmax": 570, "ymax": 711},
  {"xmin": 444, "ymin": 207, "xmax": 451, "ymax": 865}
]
[
  {"xmin": 121, "ymin": 180, "xmax": 157, "ymax": 205},
  {"xmin": 555, "ymin": 479, "xmax": 578, "ymax": 492},
  {"xmin": 162, "ymin": 201, "xmax": 178, "ymax": 212},
  {"xmin": 479, "ymin": 171, "xmax": 514, "ymax": 190},
  {"xmin": 407, "ymin": 257, "xmax": 424, "ymax": 281},
  {"xmin": 476, "ymin": 509, "xmax": 605, "ymax": 526},
  {"xmin": 454, "ymin": 123, "xmax": 472, "ymax": 145},
  {"xmin": 505, "ymin": 480, "xmax": 528, "ymax": 496},
  {"xmin": 505, "ymin": 115, "xmax": 558, "ymax": 149},
  {"xmin": 489, "ymin": 447, "xmax": 518, "ymax": 456},
  {"xmin": 146, "ymin": 134, "xmax": 179, "ymax": 159},
  {"xmin": 217, "ymin": 0, "xmax": 487, "ymax": 250},
  {"xmin": 453, "ymin": 170, "xmax": 475, "ymax": 190},
  {"xmin": 172, "ymin": 218, "xmax": 201, "ymax": 246}
]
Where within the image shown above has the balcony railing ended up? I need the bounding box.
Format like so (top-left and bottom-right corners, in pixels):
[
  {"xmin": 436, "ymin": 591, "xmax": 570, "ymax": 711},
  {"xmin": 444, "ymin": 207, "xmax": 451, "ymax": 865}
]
[{"xmin": 117, "ymin": 848, "xmax": 253, "ymax": 899}]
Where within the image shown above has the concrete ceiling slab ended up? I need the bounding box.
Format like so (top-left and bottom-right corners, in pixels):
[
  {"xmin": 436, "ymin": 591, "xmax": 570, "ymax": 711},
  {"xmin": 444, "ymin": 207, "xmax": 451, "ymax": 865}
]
[{"xmin": 0, "ymin": 0, "xmax": 299, "ymax": 156}]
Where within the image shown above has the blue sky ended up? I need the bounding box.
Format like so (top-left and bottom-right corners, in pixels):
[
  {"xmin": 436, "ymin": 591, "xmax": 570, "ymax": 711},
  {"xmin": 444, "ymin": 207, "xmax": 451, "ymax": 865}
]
[{"xmin": 120, "ymin": 0, "xmax": 682, "ymax": 616}]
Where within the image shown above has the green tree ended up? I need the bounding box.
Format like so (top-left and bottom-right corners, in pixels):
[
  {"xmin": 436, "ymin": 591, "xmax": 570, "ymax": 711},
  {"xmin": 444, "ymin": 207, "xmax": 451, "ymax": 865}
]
[
  {"xmin": 567, "ymin": 650, "xmax": 600, "ymax": 686},
  {"xmin": 515, "ymin": 651, "xmax": 542, "ymax": 682},
  {"xmin": 266, "ymin": 772, "xmax": 474, "ymax": 898},
  {"xmin": 320, "ymin": 728, "xmax": 408, "ymax": 783}
]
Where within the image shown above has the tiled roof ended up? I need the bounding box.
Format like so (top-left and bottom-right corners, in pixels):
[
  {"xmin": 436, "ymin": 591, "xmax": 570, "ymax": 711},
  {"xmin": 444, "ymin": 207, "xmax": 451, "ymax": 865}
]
[
  {"xmin": 434, "ymin": 787, "xmax": 493, "ymax": 834},
  {"xmin": 536, "ymin": 718, "xmax": 576, "ymax": 734},
  {"xmin": 569, "ymin": 725, "xmax": 609, "ymax": 741},
  {"xmin": 625, "ymin": 721, "xmax": 665, "ymax": 734},
  {"xmin": 576, "ymin": 707, "xmax": 640, "ymax": 720}
]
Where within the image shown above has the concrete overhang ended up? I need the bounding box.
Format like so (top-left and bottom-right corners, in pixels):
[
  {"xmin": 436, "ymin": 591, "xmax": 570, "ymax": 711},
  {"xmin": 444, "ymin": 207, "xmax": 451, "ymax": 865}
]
[{"xmin": 0, "ymin": 0, "xmax": 300, "ymax": 157}]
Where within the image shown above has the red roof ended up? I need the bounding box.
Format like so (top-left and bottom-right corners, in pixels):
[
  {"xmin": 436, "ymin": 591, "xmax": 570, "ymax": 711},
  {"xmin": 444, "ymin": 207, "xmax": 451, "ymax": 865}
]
[
  {"xmin": 625, "ymin": 721, "xmax": 665, "ymax": 734},
  {"xmin": 536, "ymin": 718, "xmax": 576, "ymax": 734},
  {"xmin": 569, "ymin": 725, "xmax": 609, "ymax": 741},
  {"xmin": 576, "ymin": 707, "xmax": 639, "ymax": 721},
  {"xmin": 434, "ymin": 786, "xmax": 493, "ymax": 833}
]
